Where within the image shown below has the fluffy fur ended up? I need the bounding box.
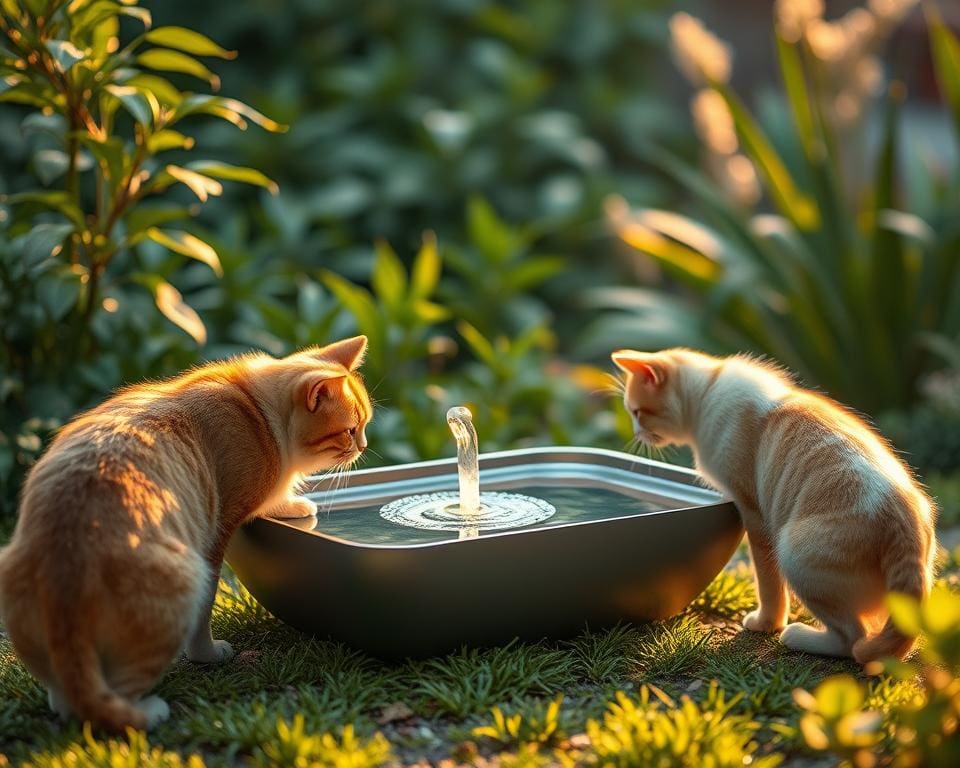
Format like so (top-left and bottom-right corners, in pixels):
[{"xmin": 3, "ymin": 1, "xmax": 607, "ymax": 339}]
[
  {"xmin": 0, "ymin": 336, "xmax": 372, "ymax": 732},
  {"xmin": 612, "ymin": 347, "xmax": 936, "ymax": 663}
]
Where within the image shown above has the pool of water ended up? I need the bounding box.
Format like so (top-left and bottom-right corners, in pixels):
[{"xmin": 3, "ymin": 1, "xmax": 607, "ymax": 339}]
[{"xmin": 303, "ymin": 484, "xmax": 670, "ymax": 545}]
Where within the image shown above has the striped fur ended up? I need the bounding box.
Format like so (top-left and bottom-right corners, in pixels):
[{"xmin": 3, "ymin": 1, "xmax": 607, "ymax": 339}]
[
  {"xmin": 611, "ymin": 348, "xmax": 936, "ymax": 663},
  {"xmin": 0, "ymin": 336, "xmax": 372, "ymax": 732}
]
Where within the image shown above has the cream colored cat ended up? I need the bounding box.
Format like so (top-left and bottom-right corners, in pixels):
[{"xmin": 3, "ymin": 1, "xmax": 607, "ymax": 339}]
[
  {"xmin": 612, "ymin": 348, "xmax": 935, "ymax": 662},
  {"xmin": 0, "ymin": 336, "xmax": 372, "ymax": 732}
]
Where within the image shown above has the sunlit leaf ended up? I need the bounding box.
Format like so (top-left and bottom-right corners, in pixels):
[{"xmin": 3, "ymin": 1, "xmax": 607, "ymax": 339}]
[
  {"xmin": 372, "ymin": 239, "xmax": 407, "ymax": 309},
  {"xmin": 145, "ymin": 26, "xmax": 236, "ymax": 59},
  {"xmin": 45, "ymin": 40, "xmax": 85, "ymax": 72},
  {"xmin": 146, "ymin": 227, "xmax": 222, "ymax": 276},
  {"xmin": 137, "ymin": 49, "xmax": 220, "ymax": 89},
  {"xmin": 147, "ymin": 129, "xmax": 195, "ymax": 153},
  {"xmin": 104, "ymin": 84, "xmax": 152, "ymax": 126},
  {"xmin": 411, "ymin": 231, "xmax": 440, "ymax": 300},
  {"xmin": 458, "ymin": 321, "xmax": 498, "ymax": 368},
  {"xmin": 121, "ymin": 73, "xmax": 183, "ymax": 107},
  {"xmin": 468, "ymin": 196, "xmax": 518, "ymax": 264},
  {"xmin": 154, "ymin": 280, "xmax": 206, "ymax": 343},
  {"xmin": 164, "ymin": 165, "xmax": 223, "ymax": 201},
  {"xmin": 185, "ymin": 161, "xmax": 278, "ymax": 194}
]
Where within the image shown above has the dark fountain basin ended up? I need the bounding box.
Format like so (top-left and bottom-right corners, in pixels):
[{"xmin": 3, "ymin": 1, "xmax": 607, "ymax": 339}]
[{"xmin": 226, "ymin": 447, "xmax": 743, "ymax": 659}]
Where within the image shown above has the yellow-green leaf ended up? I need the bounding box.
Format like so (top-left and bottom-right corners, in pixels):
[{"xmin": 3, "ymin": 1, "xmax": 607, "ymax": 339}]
[
  {"xmin": 147, "ymin": 129, "xmax": 194, "ymax": 153},
  {"xmin": 138, "ymin": 49, "xmax": 220, "ymax": 89},
  {"xmin": 155, "ymin": 280, "xmax": 206, "ymax": 343},
  {"xmin": 145, "ymin": 26, "xmax": 236, "ymax": 59},
  {"xmin": 165, "ymin": 165, "xmax": 223, "ymax": 202},
  {"xmin": 411, "ymin": 230, "xmax": 440, "ymax": 299},
  {"xmin": 146, "ymin": 228, "xmax": 222, "ymax": 276},
  {"xmin": 372, "ymin": 239, "xmax": 407, "ymax": 308},
  {"xmin": 186, "ymin": 161, "xmax": 278, "ymax": 194}
]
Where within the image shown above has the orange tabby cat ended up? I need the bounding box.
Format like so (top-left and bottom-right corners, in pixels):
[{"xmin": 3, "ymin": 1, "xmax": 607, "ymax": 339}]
[
  {"xmin": 0, "ymin": 336, "xmax": 372, "ymax": 732},
  {"xmin": 612, "ymin": 348, "xmax": 936, "ymax": 663}
]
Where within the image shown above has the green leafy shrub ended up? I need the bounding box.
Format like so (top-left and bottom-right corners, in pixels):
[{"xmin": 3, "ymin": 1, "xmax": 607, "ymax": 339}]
[
  {"xmin": 591, "ymin": 2, "xmax": 960, "ymax": 416},
  {"xmin": 0, "ymin": 0, "xmax": 282, "ymax": 512}
]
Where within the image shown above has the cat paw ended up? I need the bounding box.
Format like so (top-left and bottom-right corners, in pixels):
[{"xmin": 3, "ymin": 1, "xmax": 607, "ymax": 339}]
[
  {"xmin": 137, "ymin": 696, "xmax": 170, "ymax": 729},
  {"xmin": 187, "ymin": 639, "xmax": 234, "ymax": 664},
  {"xmin": 269, "ymin": 496, "xmax": 316, "ymax": 519},
  {"xmin": 47, "ymin": 687, "xmax": 70, "ymax": 720},
  {"xmin": 743, "ymin": 609, "xmax": 786, "ymax": 633}
]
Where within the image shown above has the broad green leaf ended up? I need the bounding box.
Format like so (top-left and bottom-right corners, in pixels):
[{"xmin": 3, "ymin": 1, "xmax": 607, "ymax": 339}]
[
  {"xmin": 104, "ymin": 84, "xmax": 152, "ymax": 126},
  {"xmin": 172, "ymin": 94, "xmax": 287, "ymax": 132},
  {"xmin": 45, "ymin": 40, "xmax": 85, "ymax": 71},
  {"xmin": 37, "ymin": 267, "xmax": 81, "ymax": 321},
  {"xmin": 321, "ymin": 271, "xmax": 384, "ymax": 363},
  {"xmin": 372, "ymin": 239, "xmax": 407, "ymax": 309},
  {"xmin": 32, "ymin": 149, "xmax": 71, "ymax": 185},
  {"xmin": 121, "ymin": 73, "xmax": 182, "ymax": 107},
  {"xmin": 886, "ymin": 592, "xmax": 922, "ymax": 637},
  {"xmin": 12, "ymin": 222, "xmax": 75, "ymax": 267},
  {"xmin": 78, "ymin": 134, "xmax": 127, "ymax": 188},
  {"xmin": 185, "ymin": 161, "xmax": 278, "ymax": 194},
  {"xmin": 468, "ymin": 196, "xmax": 517, "ymax": 264},
  {"xmin": 147, "ymin": 129, "xmax": 194, "ymax": 153},
  {"xmin": 137, "ymin": 49, "xmax": 220, "ymax": 89},
  {"xmin": 3, "ymin": 191, "xmax": 84, "ymax": 227},
  {"xmin": 0, "ymin": 83, "xmax": 53, "ymax": 109},
  {"xmin": 146, "ymin": 228, "xmax": 222, "ymax": 276},
  {"xmin": 145, "ymin": 26, "xmax": 236, "ymax": 59},
  {"xmin": 413, "ymin": 300, "xmax": 450, "ymax": 323},
  {"xmin": 21, "ymin": 112, "xmax": 67, "ymax": 139},
  {"xmin": 154, "ymin": 280, "xmax": 206, "ymax": 343},
  {"xmin": 458, "ymin": 321, "xmax": 498, "ymax": 368},
  {"xmin": 163, "ymin": 165, "xmax": 223, "ymax": 201},
  {"xmin": 411, "ymin": 231, "xmax": 440, "ymax": 300}
]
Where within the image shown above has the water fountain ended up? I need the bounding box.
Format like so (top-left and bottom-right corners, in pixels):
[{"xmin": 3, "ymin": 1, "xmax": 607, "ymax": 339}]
[
  {"xmin": 379, "ymin": 408, "xmax": 555, "ymax": 539},
  {"xmin": 227, "ymin": 406, "xmax": 743, "ymax": 658}
]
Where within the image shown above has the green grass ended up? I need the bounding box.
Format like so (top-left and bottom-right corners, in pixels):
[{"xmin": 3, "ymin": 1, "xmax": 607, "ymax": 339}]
[{"xmin": 0, "ymin": 555, "xmax": 942, "ymax": 766}]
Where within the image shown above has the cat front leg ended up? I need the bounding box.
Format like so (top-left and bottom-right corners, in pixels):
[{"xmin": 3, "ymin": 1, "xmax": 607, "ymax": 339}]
[
  {"xmin": 265, "ymin": 495, "xmax": 316, "ymax": 519},
  {"xmin": 742, "ymin": 530, "xmax": 790, "ymax": 632},
  {"xmin": 185, "ymin": 562, "xmax": 234, "ymax": 664}
]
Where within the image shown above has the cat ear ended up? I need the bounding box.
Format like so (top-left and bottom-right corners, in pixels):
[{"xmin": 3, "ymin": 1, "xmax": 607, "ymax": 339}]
[
  {"xmin": 316, "ymin": 335, "xmax": 368, "ymax": 371},
  {"xmin": 302, "ymin": 372, "xmax": 347, "ymax": 413},
  {"xmin": 611, "ymin": 350, "xmax": 664, "ymax": 386}
]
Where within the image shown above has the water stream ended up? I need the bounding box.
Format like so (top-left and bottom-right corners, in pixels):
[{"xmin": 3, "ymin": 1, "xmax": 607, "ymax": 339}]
[{"xmin": 378, "ymin": 406, "xmax": 556, "ymax": 538}]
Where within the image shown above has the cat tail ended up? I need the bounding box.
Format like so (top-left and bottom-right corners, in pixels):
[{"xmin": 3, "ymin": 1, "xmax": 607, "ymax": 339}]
[
  {"xmin": 852, "ymin": 504, "xmax": 932, "ymax": 665},
  {"xmin": 43, "ymin": 589, "xmax": 147, "ymax": 733}
]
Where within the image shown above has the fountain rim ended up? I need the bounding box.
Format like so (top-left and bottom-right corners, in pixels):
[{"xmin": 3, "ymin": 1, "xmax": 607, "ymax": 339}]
[{"xmin": 255, "ymin": 446, "xmax": 731, "ymax": 552}]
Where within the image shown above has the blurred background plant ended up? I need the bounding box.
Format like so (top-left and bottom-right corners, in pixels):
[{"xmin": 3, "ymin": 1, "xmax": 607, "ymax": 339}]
[{"xmin": 592, "ymin": 0, "xmax": 960, "ymax": 419}]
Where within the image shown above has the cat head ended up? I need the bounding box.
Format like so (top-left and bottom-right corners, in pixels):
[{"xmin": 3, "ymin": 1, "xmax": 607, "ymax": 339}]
[
  {"xmin": 284, "ymin": 336, "xmax": 373, "ymax": 472},
  {"xmin": 611, "ymin": 349, "xmax": 688, "ymax": 447}
]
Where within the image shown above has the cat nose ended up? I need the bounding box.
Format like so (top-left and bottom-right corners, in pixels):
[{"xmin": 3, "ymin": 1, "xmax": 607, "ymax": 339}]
[{"xmin": 355, "ymin": 428, "xmax": 367, "ymax": 451}]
